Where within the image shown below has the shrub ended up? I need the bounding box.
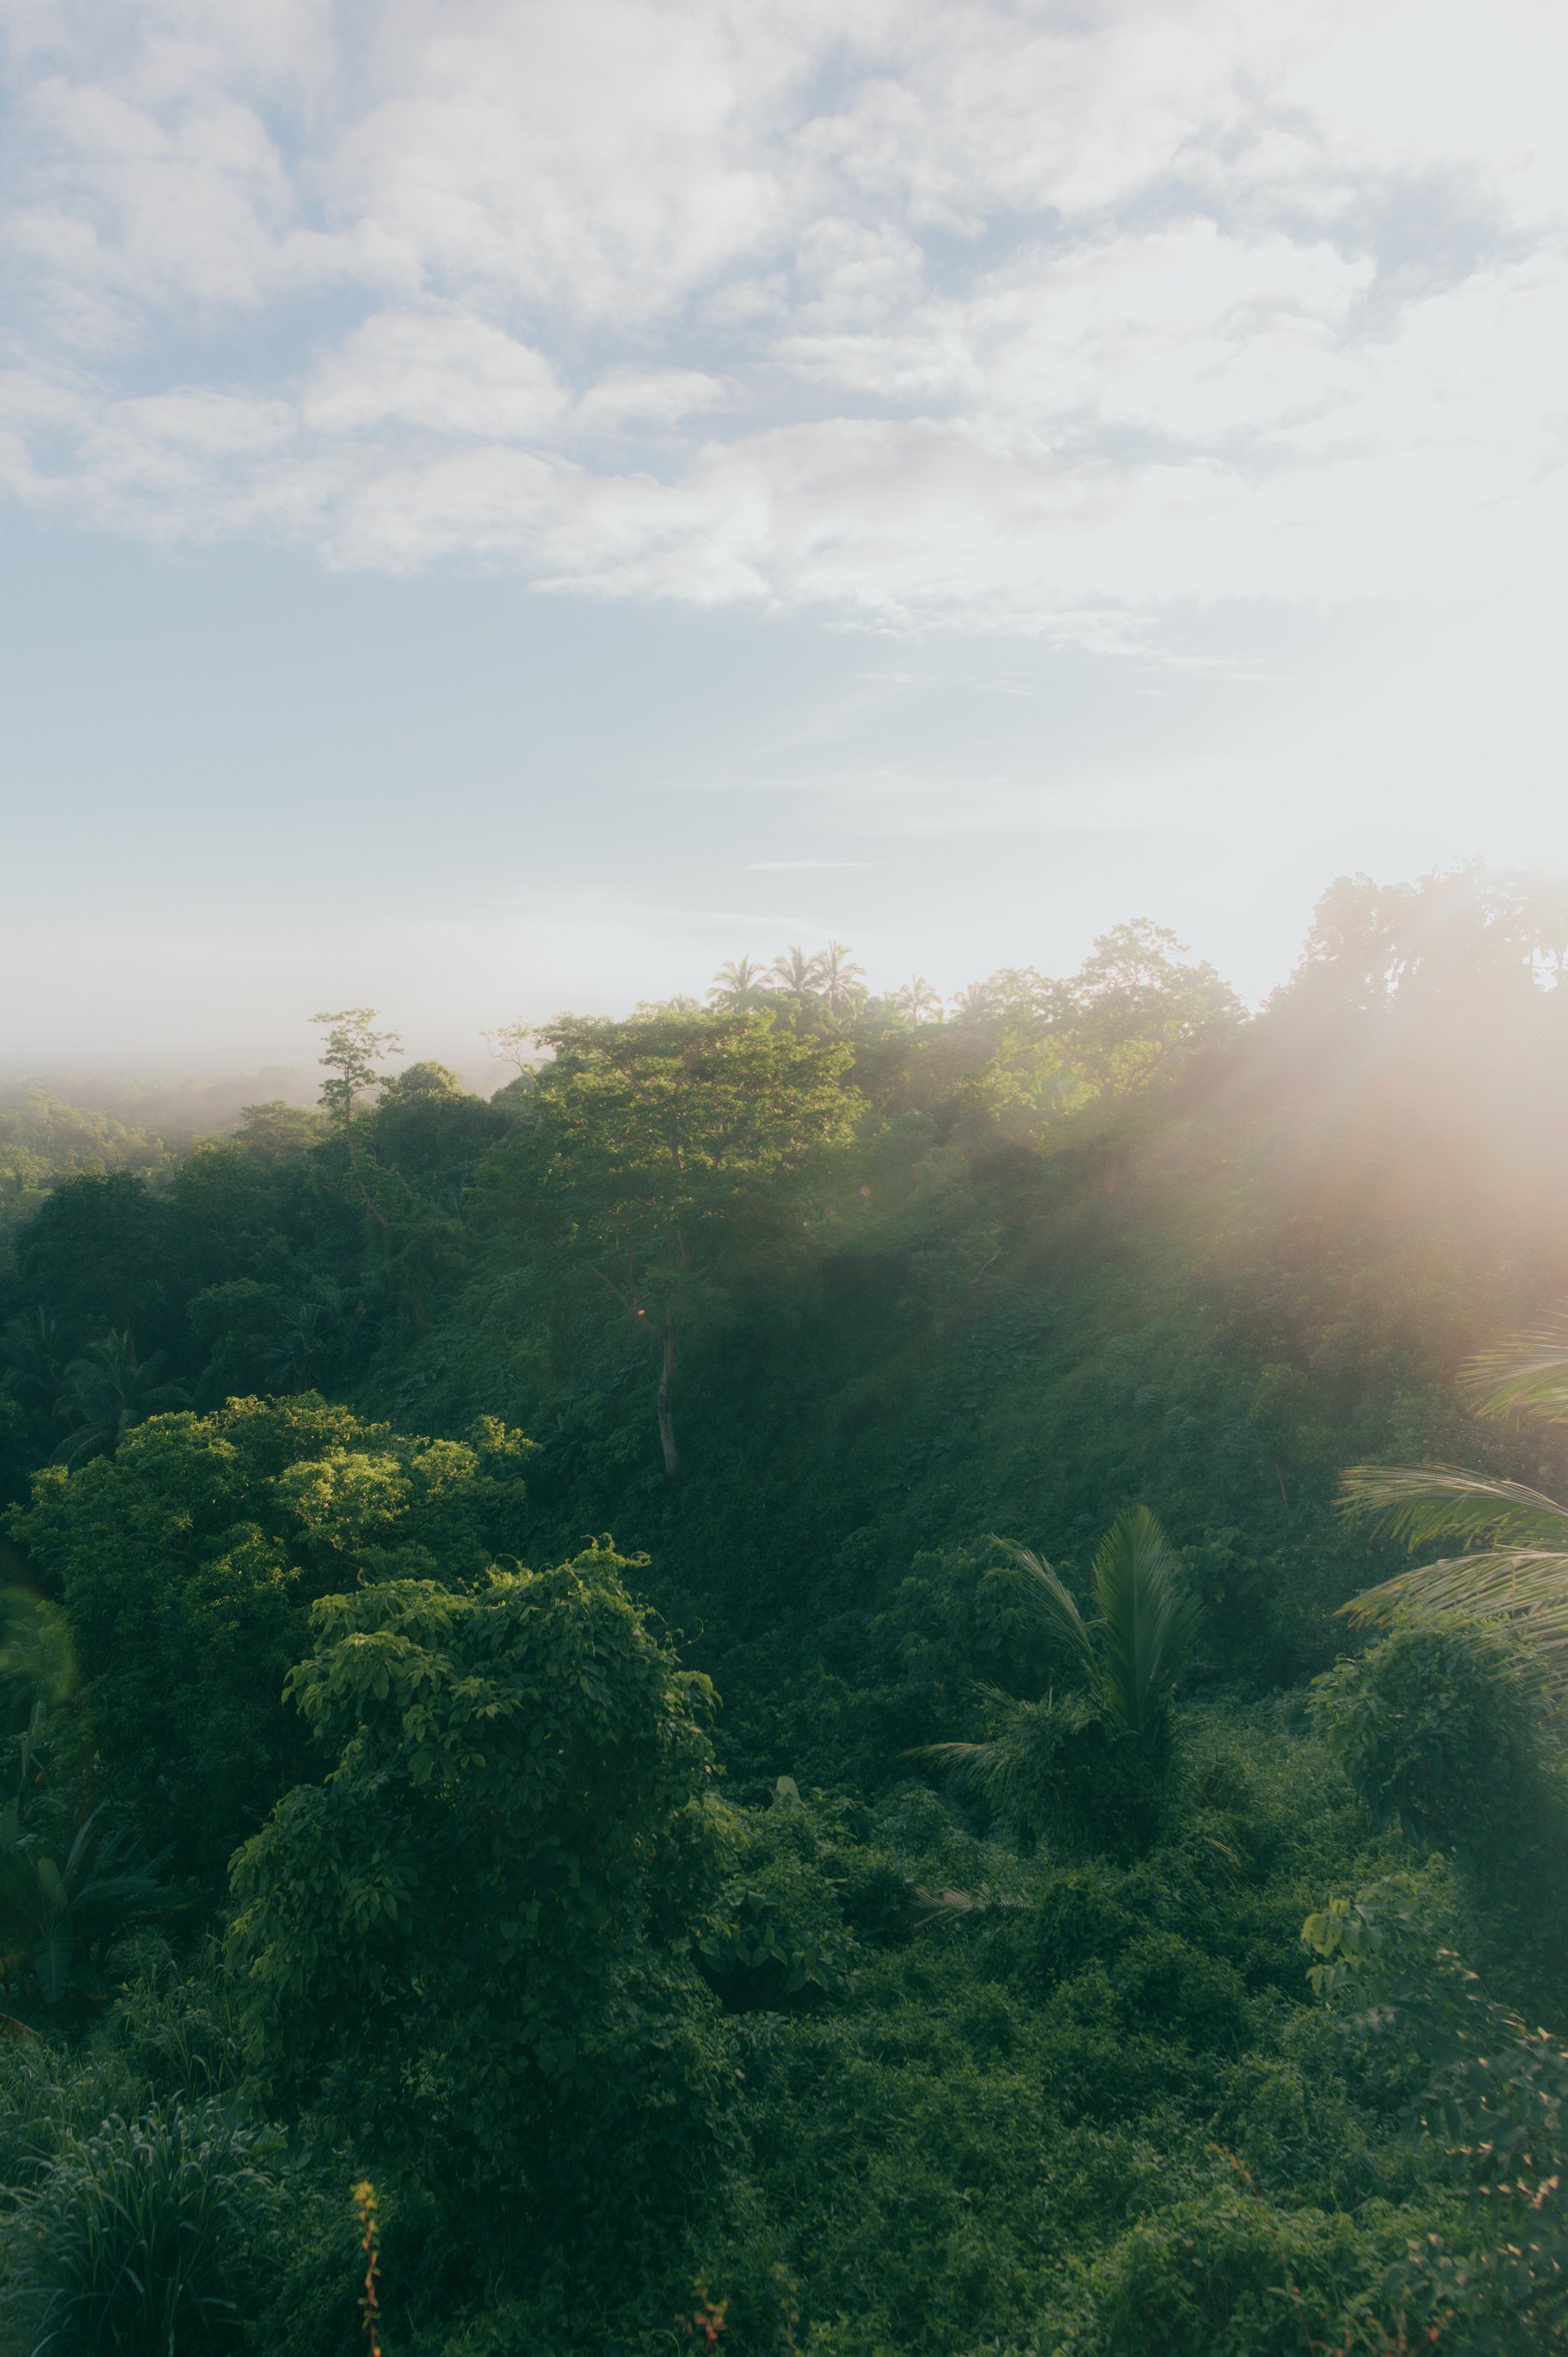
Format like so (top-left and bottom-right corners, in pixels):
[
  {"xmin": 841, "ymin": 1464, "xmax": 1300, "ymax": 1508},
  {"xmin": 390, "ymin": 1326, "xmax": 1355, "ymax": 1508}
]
[
  {"xmin": 698, "ymin": 1797, "xmax": 859, "ymax": 2011},
  {"xmin": 1312, "ymin": 1615, "xmax": 1568, "ymax": 2013},
  {"xmin": 1051, "ymin": 2181, "xmax": 1408, "ymax": 2356},
  {"xmin": 1110, "ymin": 1928, "xmax": 1252, "ymax": 2053}
]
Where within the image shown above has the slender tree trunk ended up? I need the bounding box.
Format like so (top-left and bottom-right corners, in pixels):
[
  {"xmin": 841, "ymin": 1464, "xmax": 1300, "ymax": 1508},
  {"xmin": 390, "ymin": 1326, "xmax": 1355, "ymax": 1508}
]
[
  {"xmin": 343, "ymin": 1100, "xmax": 388, "ymax": 1229},
  {"xmin": 658, "ymin": 1317, "xmax": 679, "ymax": 1477}
]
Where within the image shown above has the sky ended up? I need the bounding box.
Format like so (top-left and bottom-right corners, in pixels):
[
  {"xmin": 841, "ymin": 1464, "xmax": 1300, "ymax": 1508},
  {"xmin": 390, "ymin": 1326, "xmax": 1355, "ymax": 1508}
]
[{"xmin": 3, "ymin": 0, "xmax": 1567, "ymax": 1072}]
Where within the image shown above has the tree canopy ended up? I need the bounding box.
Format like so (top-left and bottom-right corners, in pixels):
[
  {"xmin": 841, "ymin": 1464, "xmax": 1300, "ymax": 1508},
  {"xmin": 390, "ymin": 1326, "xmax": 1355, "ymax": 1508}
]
[
  {"xmin": 3, "ymin": 869, "xmax": 1568, "ymax": 2354},
  {"xmin": 228, "ymin": 1542, "xmax": 722, "ymax": 2229},
  {"xmin": 484, "ymin": 1007, "xmax": 860, "ymax": 1472}
]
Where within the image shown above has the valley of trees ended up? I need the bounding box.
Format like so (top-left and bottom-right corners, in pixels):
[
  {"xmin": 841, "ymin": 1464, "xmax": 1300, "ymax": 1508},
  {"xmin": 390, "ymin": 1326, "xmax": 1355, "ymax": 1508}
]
[{"xmin": 5, "ymin": 864, "xmax": 1568, "ymax": 2353}]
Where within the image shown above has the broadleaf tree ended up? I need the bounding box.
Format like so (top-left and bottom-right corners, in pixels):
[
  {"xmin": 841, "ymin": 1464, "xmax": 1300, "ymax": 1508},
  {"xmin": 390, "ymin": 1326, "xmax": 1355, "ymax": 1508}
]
[
  {"xmin": 311, "ymin": 1007, "xmax": 402, "ymax": 1226},
  {"xmin": 7, "ymin": 1395, "xmax": 534, "ymax": 1887},
  {"xmin": 227, "ymin": 1543, "xmax": 724, "ymax": 2233},
  {"xmin": 484, "ymin": 1007, "xmax": 860, "ymax": 1474}
]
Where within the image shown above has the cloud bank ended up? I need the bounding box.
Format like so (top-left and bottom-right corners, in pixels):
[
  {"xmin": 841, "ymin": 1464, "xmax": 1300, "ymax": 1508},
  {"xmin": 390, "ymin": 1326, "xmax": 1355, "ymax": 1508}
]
[{"xmin": 3, "ymin": 0, "xmax": 1565, "ymax": 634}]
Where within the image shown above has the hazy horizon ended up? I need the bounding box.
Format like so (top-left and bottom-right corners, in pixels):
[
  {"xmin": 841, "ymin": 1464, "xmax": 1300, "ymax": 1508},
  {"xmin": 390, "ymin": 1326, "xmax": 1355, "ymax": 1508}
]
[
  {"xmin": 0, "ymin": 857, "xmax": 1461, "ymax": 1091},
  {"xmin": 6, "ymin": 3, "xmax": 1568, "ymax": 1063}
]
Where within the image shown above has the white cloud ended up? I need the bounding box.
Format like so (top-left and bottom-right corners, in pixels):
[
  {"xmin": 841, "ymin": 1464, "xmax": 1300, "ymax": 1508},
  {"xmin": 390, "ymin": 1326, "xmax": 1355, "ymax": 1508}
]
[
  {"xmin": 303, "ymin": 309, "xmax": 567, "ymax": 438},
  {"xmin": 574, "ymin": 367, "xmax": 731, "ymax": 434},
  {"xmin": 3, "ymin": 0, "xmax": 1568, "ymax": 632}
]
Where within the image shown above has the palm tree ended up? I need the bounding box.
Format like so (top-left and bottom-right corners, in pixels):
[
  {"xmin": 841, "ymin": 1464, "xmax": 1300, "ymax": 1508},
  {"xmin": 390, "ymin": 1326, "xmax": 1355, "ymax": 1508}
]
[
  {"xmin": 892, "ymin": 976, "xmax": 942, "ymax": 1025},
  {"xmin": 922, "ymin": 1507, "xmax": 1201, "ymax": 1831},
  {"xmin": 0, "ymin": 1594, "xmax": 159, "ymax": 2003},
  {"xmin": 1010, "ymin": 1506, "xmax": 1202, "ymax": 1742},
  {"xmin": 266, "ymin": 1284, "xmax": 347, "ymax": 1395},
  {"xmin": 1340, "ymin": 1322, "xmax": 1568, "ymax": 1678},
  {"xmin": 819, "ymin": 941, "xmax": 867, "ymax": 1016},
  {"xmin": 709, "ymin": 956, "xmax": 768, "ymax": 1007},
  {"xmin": 52, "ymin": 1332, "xmax": 185, "ymax": 1468},
  {"xmin": 770, "ymin": 945, "xmax": 826, "ymax": 996},
  {"xmin": 0, "ymin": 1790, "xmax": 164, "ymax": 2002},
  {"xmin": 0, "ymin": 1309, "xmax": 72, "ymax": 1414}
]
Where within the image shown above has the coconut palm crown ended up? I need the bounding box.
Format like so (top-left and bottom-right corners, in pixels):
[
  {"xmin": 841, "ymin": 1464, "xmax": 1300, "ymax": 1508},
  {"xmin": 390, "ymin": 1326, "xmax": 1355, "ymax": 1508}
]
[{"xmin": 771, "ymin": 946, "xmax": 826, "ymax": 996}]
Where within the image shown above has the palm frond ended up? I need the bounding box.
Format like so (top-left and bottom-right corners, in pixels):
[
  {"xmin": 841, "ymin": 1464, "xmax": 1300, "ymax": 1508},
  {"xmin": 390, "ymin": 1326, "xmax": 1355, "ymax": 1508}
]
[
  {"xmin": 910, "ymin": 1739, "xmax": 1019, "ymax": 1817},
  {"xmin": 1089, "ymin": 1506, "xmax": 1201, "ymax": 1738},
  {"xmin": 1459, "ymin": 1324, "xmax": 1568, "ymax": 1426},
  {"xmin": 1338, "ymin": 1462, "xmax": 1568, "ymax": 1549},
  {"xmin": 994, "ymin": 1542, "xmax": 1098, "ymax": 1684},
  {"xmin": 905, "ymin": 1884, "xmax": 1029, "ymax": 1929},
  {"xmin": 1340, "ymin": 1548, "xmax": 1568, "ymax": 1650}
]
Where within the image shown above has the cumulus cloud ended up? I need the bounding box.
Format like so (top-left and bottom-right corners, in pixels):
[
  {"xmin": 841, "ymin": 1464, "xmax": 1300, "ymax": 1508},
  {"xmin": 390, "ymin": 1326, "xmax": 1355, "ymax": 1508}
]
[
  {"xmin": 2, "ymin": 0, "xmax": 1566, "ymax": 632},
  {"xmin": 303, "ymin": 310, "xmax": 568, "ymax": 439}
]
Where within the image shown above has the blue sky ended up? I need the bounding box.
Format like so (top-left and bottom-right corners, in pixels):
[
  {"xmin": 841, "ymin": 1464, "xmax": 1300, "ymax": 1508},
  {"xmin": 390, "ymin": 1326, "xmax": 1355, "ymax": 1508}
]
[{"xmin": 3, "ymin": 1, "xmax": 1567, "ymax": 1069}]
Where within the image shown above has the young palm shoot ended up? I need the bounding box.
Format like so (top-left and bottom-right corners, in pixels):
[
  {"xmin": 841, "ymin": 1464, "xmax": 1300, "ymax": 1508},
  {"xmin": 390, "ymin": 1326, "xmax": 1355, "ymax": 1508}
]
[{"xmin": 919, "ymin": 1506, "xmax": 1200, "ymax": 1836}]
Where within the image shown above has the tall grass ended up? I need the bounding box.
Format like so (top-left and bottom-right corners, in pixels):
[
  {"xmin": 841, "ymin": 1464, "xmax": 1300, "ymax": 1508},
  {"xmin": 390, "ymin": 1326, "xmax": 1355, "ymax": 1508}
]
[{"xmin": 1, "ymin": 2100, "xmax": 279, "ymax": 2356}]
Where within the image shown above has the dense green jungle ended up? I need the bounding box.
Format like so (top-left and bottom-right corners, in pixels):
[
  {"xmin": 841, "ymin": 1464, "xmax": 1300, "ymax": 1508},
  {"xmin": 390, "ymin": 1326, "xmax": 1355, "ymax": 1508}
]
[{"xmin": 6, "ymin": 865, "xmax": 1568, "ymax": 2355}]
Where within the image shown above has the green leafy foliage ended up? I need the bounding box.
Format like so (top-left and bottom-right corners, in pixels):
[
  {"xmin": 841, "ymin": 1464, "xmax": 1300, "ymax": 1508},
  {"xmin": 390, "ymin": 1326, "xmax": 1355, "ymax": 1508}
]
[
  {"xmin": 1312, "ymin": 1616, "xmax": 1568, "ymax": 2016},
  {"xmin": 1304, "ymin": 1872, "xmax": 1568, "ymax": 2348},
  {"xmin": 482, "ymin": 1006, "xmax": 860, "ymax": 1473},
  {"xmin": 7, "ymin": 1396, "xmax": 534, "ymax": 1889},
  {"xmin": 696, "ymin": 1789, "xmax": 868, "ymax": 2008},
  {"xmin": 227, "ymin": 1541, "xmax": 725, "ymax": 2236}
]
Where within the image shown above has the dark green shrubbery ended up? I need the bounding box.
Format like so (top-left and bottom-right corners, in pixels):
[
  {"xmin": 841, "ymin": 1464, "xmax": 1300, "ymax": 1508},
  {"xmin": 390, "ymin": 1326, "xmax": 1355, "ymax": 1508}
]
[
  {"xmin": 698, "ymin": 1788, "xmax": 861, "ymax": 2010},
  {"xmin": 1052, "ymin": 2180, "xmax": 1411, "ymax": 2357},
  {"xmin": 1304, "ymin": 1868, "xmax": 1568, "ymax": 2350},
  {"xmin": 1313, "ymin": 1615, "xmax": 1568, "ymax": 2015}
]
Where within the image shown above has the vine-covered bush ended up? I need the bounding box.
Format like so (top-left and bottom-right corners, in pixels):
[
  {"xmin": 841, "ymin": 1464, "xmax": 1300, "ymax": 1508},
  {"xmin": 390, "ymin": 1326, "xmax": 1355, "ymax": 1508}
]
[
  {"xmin": 228, "ymin": 1541, "xmax": 728, "ymax": 2242},
  {"xmin": 1312, "ymin": 1615, "xmax": 1568, "ymax": 2013}
]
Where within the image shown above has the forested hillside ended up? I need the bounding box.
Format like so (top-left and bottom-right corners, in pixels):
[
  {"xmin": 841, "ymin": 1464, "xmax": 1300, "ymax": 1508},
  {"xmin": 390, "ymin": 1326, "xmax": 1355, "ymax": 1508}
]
[
  {"xmin": 0, "ymin": 1067, "xmax": 314, "ymax": 1238},
  {"xmin": 4, "ymin": 868, "xmax": 1568, "ymax": 2354}
]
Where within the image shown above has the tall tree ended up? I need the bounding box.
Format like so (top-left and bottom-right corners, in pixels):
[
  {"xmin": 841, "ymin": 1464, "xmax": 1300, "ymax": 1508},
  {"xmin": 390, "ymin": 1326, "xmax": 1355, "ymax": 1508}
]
[
  {"xmin": 485, "ymin": 1008, "xmax": 859, "ymax": 1475},
  {"xmin": 227, "ymin": 1545, "xmax": 722, "ymax": 2229},
  {"xmin": 9, "ymin": 1395, "xmax": 534, "ymax": 1887},
  {"xmin": 232, "ymin": 1100, "xmax": 327, "ymax": 1164},
  {"xmin": 482, "ymin": 1020, "xmax": 538, "ymax": 1080},
  {"xmin": 1286, "ymin": 864, "xmax": 1568, "ymax": 1015},
  {"xmin": 1066, "ymin": 921, "xmax": 1245, "ymax": 1098},
  {"xmin": 311, "ymin": 1008, "xmax": 401, "ymax": 1225},
  {"xmin": 12, "ymin": 1170, "xmax": 171, "ymax": 1343}
]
